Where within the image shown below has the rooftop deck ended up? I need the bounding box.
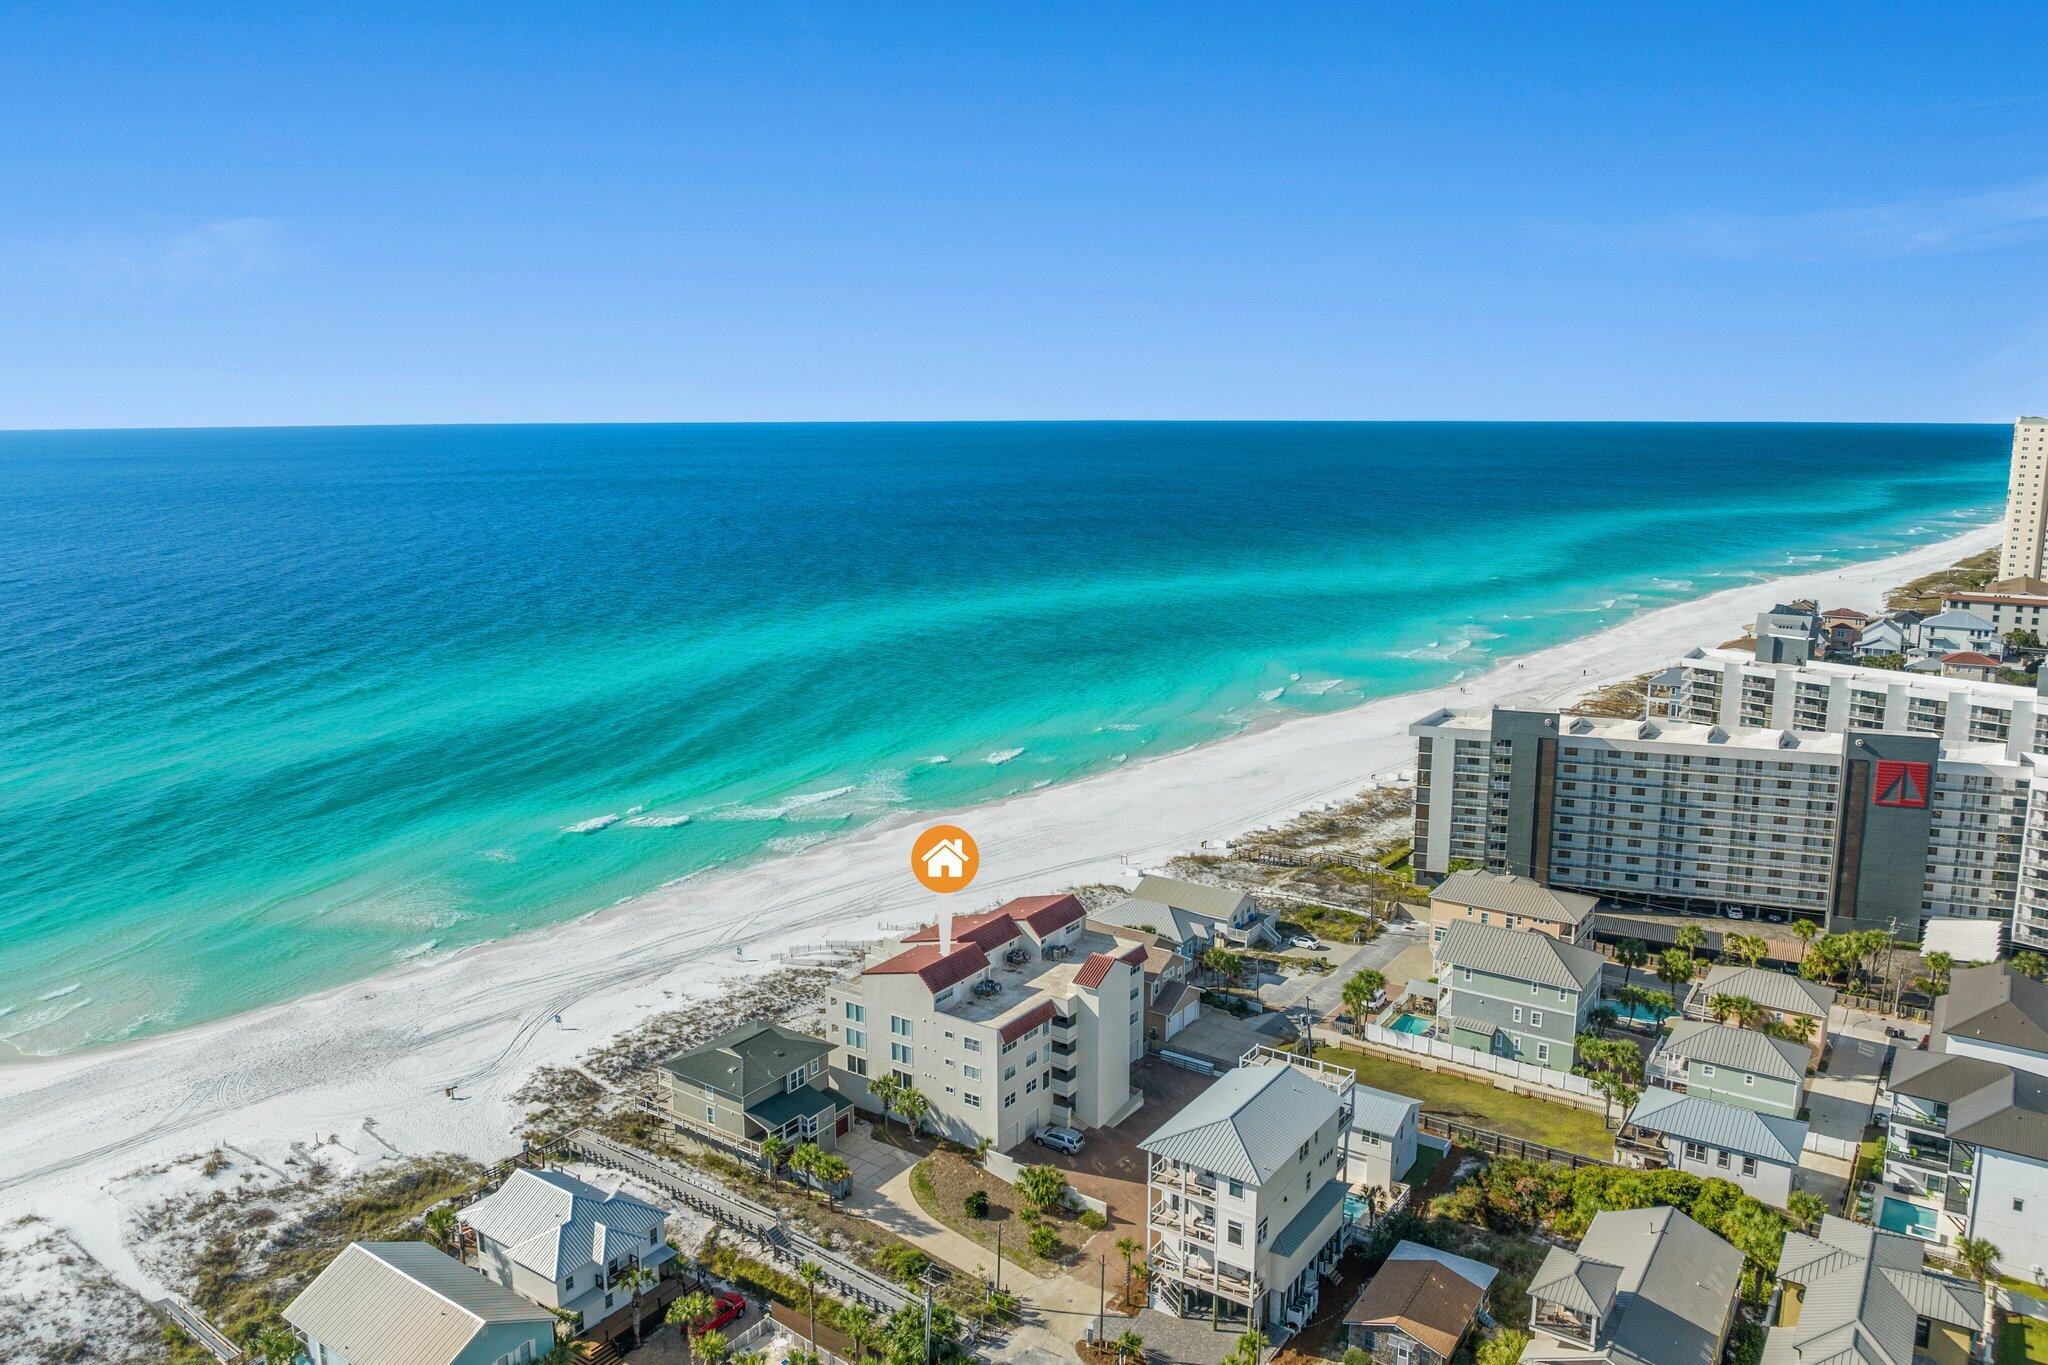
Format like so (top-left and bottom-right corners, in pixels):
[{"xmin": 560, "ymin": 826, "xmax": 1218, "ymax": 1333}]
[{"xmin": 936, "ymin": 926, "xmax": 1131, "ymax": 1024}]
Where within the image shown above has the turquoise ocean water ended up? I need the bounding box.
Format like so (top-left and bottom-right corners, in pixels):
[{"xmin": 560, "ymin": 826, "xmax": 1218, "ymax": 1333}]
[{"xmin": 0, "ymin": 423, "xmax": 2008, "ymax": 1054}]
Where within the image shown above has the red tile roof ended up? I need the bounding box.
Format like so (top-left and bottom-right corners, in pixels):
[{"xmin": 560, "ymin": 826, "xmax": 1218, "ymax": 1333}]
[
  {"xmin": 1074, "ymin": 952, "xmax": 1120, "ymax": 989},
  {"xmin": 1942, "ymin": 651, "xmax": 2002, "ymax": 667},
  {"xmin": 1119, "ymin": 943, "xmax": 1149, "ymax": 966},
  {"xmin": 998, "ymin": 893, "xmax": 1087, "ymax": 936},
  {"xmin": 864, "ymin": 942, "xmax": 990, "ymax": 993},
  {"xmin": 902, "ymin": 911, "xmax": 1021, "ymax": 953},
  {"xmin": 999, "ymin": 1001, "xmax": 1058, "ymax": 1044},
  {"xmin": 1820, "ymin": 608, "xmax": 1867, "ymax": 619}
]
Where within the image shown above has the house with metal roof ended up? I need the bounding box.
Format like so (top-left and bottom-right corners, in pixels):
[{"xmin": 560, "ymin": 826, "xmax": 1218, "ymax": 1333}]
[
  {"xmin": 284, "ymin": 1241, "xmax": 558, "ymax": 1365},
  {"xmin": 1428, "ymin": 869, "xmax": 1597, "ymax": 951},
  {"xmin": 1094, "ymin": 874, "xmax": 1277, "ymax": 951},
  {"xmin": 1686, "ymin": 965, "xmax": 1834, "ymax": 1056},
  {"xmin": 1142, "ymin": 1057, "xmax": 1354, "ymax": 1341},
  {"xmin": 1650, "ymin": 1019, "xmax": 1809, "ymax": 1119},
  {"xmin": 457, "ymin": 1168, "xmax": 674, "ymax": 1332},
  {"xmin": 657, "ymin": 1021, "xmax": 848, "ymax": 1164},
  {"xmin": 1341, "ymin": 1241, "xmax": 1491, "ymax": 1365},
  {"xmin": 1434, "ymin": 919, "xmax": 1606, "ymax": 1070},
  {"xmin": 1523, "ymin": 1207, "xmax": 1741, "ymax": 1365},
  {"xmin": 1345, "ymin": 1082, "xmax": 1421, "ymax": 1191},
  {"xmin": 825, "ymin": 893, "xmax": 1141, "ymax": 1150},
  {"xmin": 1615, "ymin": 1087, "xmax": 1807, "ymax": 1207},
  {"xmin": 1761, "ymin": 1215, "xmax": 1982, "ymax": 1365},
  {"xmin": 1879, "ymin": 962, "xmax": 2048, "ymax": 1276}
]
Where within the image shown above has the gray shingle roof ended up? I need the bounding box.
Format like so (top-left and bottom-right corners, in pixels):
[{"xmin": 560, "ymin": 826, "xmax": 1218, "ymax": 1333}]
[
  {"xmin": 1887, "ymin": 1047, "xmax": 2008, "ymax": 1103},
  {"xmin": 1582, "ymin": 1207, "xmax": 1743, "ymax": 1365},
  {"xmin": 1623, "ymin": 1087, "xmax": 1806, "ymax": 1164},
  {"xmin": 1763, "ymin": 1216, "xmax": 1983, "ymax": 1365},
  {"xmin": 658, "ymin": 1021, "xmax": 832, "ymax": 1098},
  {"xmin": 283, "ymin": 1242, "xmax": 554, "ymax": 1365},
  {"xmin": 1936, "ymin": 963, "xmax": 2048, "ymax": 1058},
  {"xmin": 1947, "ymin": 1067, "xmax": 2048, "ymax": 1162},
  {"xmin": 1432, "ymin": 870, "xmax": 1596, "ymax": 926},
  {"xmin": 1349, "ymin": 1083, "xmax": 1421, "ymax": 1138},
  {"xmin": 458, "ymin": 1168, "xmax": 665, "ymax": 1280},
  {"xmin": 1140, "ymin": 1062, "xmax": 1341, "ymax": 1184},
  {"xmin": 1661, "ymin": 1020, "xmax": 1808, "ymax": 1082},
  {"xmin": 1697, "ymin": 965, "xmax": 1835, "ymax": 1018},
  {"xmin": 1438, "ymin": 919, "xmax": 1605, "ymax": 993}
]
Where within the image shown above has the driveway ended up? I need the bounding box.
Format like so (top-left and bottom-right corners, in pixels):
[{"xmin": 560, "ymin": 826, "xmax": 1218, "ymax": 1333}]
[
  {"xmin": 836, "ymin": 1122, "xmax": 920, "ymax": 1191},
  {"xmin": 1262, "ymin": 918, "xmax": 1431, "ymax": 1019}
]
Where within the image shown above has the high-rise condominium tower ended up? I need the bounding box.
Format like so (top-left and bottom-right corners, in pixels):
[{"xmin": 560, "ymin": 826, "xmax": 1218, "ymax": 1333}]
[{"xmin": 1999, "ymin": 417, "xmax": 2048, "ymax": 580}]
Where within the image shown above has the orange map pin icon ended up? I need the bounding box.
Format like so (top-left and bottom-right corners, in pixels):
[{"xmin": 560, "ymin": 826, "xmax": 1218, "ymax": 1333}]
[{"xmin": 912, "ymin": 824, "xmax": 979, "ymax": 893}]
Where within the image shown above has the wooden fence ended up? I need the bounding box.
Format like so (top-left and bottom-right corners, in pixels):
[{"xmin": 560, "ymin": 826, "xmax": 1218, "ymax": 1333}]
[{"xmin": 1417, "ymin": 1114, "xmax": 1614, "ymax": 1171}]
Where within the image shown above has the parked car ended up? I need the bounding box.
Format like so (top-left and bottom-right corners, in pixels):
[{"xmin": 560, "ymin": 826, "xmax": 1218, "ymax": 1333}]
[
  {"xmin": 1034, "ymin": 1126, "xmax": 1085, "ymax": 1154},
  {"xmin": 1723, "ymin": 906, "xmax": 1749, "ymax": 920},
  {"xmin": 1289, "ymin": 934, "xmax": 1325, "ymax": 951},
  {"xmin": 1761, "ymin": 908, "xmax": 1789, "ymax": 924},
  {"xmin": 693, "ymin": 1291, "xmax": 746, "ymax": 1335}
]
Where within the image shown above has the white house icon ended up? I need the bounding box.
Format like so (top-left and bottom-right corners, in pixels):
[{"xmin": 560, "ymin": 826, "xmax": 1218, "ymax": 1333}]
[{"xmin": 922, "ymin": 838, "xmax": 968, "ymax": 879}]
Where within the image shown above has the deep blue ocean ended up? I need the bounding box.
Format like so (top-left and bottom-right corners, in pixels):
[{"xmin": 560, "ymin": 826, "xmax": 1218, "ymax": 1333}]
[{"xmin": 0, "ymin": 422, "xmax": 2008, "ymax": 1053}]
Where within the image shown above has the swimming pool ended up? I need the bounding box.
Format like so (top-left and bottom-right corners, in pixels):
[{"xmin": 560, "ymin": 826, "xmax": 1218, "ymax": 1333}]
[
  {"xmin": 1877, "ymin": 1196, "xmax": 1939, "ymax": 1239},
  {"xmin": 1389, "ymin": 1013, "xmax": 1433, "ymax": 1036},
  {"xmin": 1611, "ymin": 1001, "xmax": 1672, "ymax": 1025}
]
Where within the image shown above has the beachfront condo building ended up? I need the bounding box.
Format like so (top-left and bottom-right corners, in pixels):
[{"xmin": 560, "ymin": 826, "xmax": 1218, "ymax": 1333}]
[
  {"xmin": 1409, "ymin": 705, "xmax": 2047, "ymax": 946},
  {"xmin": 1142, "ymin": 1055, "xmax": 1353, "ymax": 1339},
  {"xmin": 823, "ymin": 894, "xmax": 1143, "ymax": 1151},
  {"xmin": 1944, "ymin": 576, "xmax": 2048, "ymax": 636},
  {"xmin": 2002, "ymin": 417, "xmax": 2048, "ymax": 581}
]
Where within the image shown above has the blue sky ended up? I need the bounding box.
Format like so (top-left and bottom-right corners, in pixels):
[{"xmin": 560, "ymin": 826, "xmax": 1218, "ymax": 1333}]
[{"xmin": 3, "ymin": 3, "xmax": 2046, "ymax": 426}]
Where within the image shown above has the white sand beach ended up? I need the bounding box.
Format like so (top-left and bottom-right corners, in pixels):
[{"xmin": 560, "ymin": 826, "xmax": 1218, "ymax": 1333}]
[{"xmin": 0, "ymin": 524, "xmax": 1996, "ymax": 1301}]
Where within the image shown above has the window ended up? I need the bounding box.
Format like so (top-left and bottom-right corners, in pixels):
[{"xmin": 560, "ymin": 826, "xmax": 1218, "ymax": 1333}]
[
  {"xmin": 845, "ymin": 1002, "xmax": 865, "ymax": 1023},
  {"xmin": 1700, "ymin": 1064, "xmax": 1716, "ymax": 1078},
  {"xmin": 564, "ymin": 1273, "xmax": 576, "ymax": 1290},
  {"xmin": 788, "ymin": 1067, "xmax": 807, "ymax": 1089},
  {"xmin": 1026, "ymin": 1078, "xmax": 1038, "ymax": 1094},
  {"xmin": 1462, "ymin": 968, "xmax": 1472, "ymax": 983},
  {"xmin": 1531, "ymin": 1011, "xmax": 1543, "ymax": 1029},
  {"xmin": 1228, "ymin": 1179, "xmax": 1243, "ymax": 1197},
  {"xmin": 890, "ymin": 1042, "xmax": 912, "ymax": 1064},
  {"xmin": 1558, "ymin": 987, "xmax": 1568, "ymax": 1003},
  {"xmin": 650, "ymin": 1227, "xmax": 661, "ymax": 1244},
  {"xmin": 846, "ymin": 1055, "xmax": 868, "ymax": 1077},
  {"xmin": 1004, "ymin": 1065, "xmax": 1017, "ymax": 1080},
  {"xmin": 890, "ymin": 1015, "xmax": 912, "ymax": 1037},
  {"xmin": 846, "ymin": 1028, "xmax": 866, "ymax": 1050},
  {"xmin": 1715, "ymin": 1149, "xmax": 1731, "ymax": 1169},
  {"xmin": 1227, "ymin": 1221, "xmax": 1244, "ymax": 1246},
  {"xmin": 1256, "ymin": 1217, "xmax": 1268, "ymax": 1244},
  {"xmin": 2018, "ymin": 1198, "xmax": 2028, "ymax": 1213},
  {"xmin": 1684, "ymin": 1140, "xmax": 1707, "ymax": 1162},
  {"xmin": 964, "ymin": 1065, "xmax": 981, "ymax": 1080},
  {"xmin": 1003, "ymin": 1092, "xmax": 1016, "ymax": 1109},
  {"xmin": 1742, "ymin": 1156, "xmax": 1757, "ymax": 1177},
  {"xmin": 1537, "ymin": 1043, "xmax": 1549, "ymax": 1064},
  {"xmin": 1743, "ymin": 1073, "xmax": 1754, "ymax": 1087},
  {"xmin": 964, "ymin": 1037, "xmax": 981, "ymax": 1053},
  {"xmin": 1512, "ymin": 1006, "xmax": 1523, "ymax": 1024},
  {"xmin": 706, "ymin": 1104, "xmax": 716, "ymax": 1121},
  {"xmin": 965, "ymin": 1092, "xmax": 982, "ymax": 1108}
]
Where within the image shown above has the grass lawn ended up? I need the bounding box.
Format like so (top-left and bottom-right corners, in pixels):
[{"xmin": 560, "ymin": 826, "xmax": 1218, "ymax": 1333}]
[
  {"xmin": 1399, "ymin": 1144, "xmax": 1444, "ymax": 1188},
  {"xmin": 906, "ymin": 1149, "xmax": 1080, "ymax": 1276},
  {"xmin": 1999, "ymin": 1316, "xmax": 2048, "ymax": 1365},
  {"xmin": 1314, "ymin": 1042, "xmax": 1615, "ymax": 1158}
]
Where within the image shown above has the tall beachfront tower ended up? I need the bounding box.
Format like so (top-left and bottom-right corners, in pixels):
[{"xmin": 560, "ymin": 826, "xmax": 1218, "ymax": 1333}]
[{"xmin": 1999, "ymin": 416, "xmax": 2048, "ymax": 580}]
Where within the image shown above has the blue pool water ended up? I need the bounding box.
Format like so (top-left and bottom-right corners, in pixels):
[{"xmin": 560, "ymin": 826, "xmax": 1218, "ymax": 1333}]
[
  {"xmin": 1389, "ymin": 1013, "xmax": 1434, "ymax": 1036},
  {"xmin": 0, "ymin": 421, "xmax": 2007, "ymax": 1053},
  {"xmin": 1878, "ymin": 1197, "xmax": 1939, "ymax": 1238},
  {"xmin": 1613, "ymin": 1002, "xmax": 1674, "ymax": 1025}
]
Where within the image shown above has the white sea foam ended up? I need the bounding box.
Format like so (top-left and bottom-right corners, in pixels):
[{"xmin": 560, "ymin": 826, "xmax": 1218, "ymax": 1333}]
[
  {"xmin": 480, "ymin": 849, "xmax": 516, "ymax": 863},
  {"xmin": 986, "ymin": 747, "xmax": 1025, "ymax": 765},
  {"xmin": 924, "ymin": 755, "xmax": 950, "ymax": 765},
  {"xmin": 397, "ymin": 940, "xmax": 439, "ymax": 961},
  {"xmin": 622, "ymin": 813, "xmax": 693, "ymax": 828},
  {"xmin": 1258, "ymin": 687, "xmax": 1285, "ymax": 701},
  {"xmin": 1298, "ymin": 678, "xmax": 1345, "ymax": 695},
  {"xmin": 561, "ymin": 813, "xmax": 622, "ymax": 833},
  {"xmin": 625, "ymin": 804, "xmax": 644, "ymax": 816},
  {"xmin": 37, "ymin": 984, "xmax": 82, "ymax": 1002},
  {"xmin": 1093, "ymin": 723, "xmax": 1141, "ymax": 733}
]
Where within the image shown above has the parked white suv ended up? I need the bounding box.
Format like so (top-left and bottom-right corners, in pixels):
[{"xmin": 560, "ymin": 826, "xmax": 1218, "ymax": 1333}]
[{"xmin": 1033, "ymin": 1126, "xmax": 1085, "ymax": 1154}]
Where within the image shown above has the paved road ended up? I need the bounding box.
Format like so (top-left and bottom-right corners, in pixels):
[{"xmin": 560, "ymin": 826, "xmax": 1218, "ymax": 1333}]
[{"xmin": 1260, "ymin": 918, "xmax": 1432, "ymax": 1021}]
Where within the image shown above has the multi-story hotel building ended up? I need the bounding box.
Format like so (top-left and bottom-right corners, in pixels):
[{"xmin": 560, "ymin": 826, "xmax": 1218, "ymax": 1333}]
[
  {"xmin": 2002, "ymin": 417, "xmax": 2048, "ymax": 581},
  {"xmin": 1410, "ymin": 706, "xmax": 2044, "ymax": 946},
  {"xmin": 824, "ymin": 894, "xmax": 1144, "ymax": 1150}
]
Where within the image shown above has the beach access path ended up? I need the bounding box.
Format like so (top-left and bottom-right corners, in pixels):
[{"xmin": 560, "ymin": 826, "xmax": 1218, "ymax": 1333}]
[{"xmin": 0, "ymin": 524, "xmax": 1996, "ymax": 1308}]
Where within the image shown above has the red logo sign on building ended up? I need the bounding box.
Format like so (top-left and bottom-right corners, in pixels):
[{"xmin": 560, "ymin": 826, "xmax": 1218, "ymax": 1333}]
[{"xmin": 1872, "ymin": 759, "xmax": 1930, "ymax": 809}]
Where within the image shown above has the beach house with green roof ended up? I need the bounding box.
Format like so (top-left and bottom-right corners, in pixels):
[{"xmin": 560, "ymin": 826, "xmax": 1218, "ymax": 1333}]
[
  {"xmin": 1434, "ymin": 919, "xmax": 1605, "ymax": 1070},
  {"xmin": 1650, "ymin": 1019, "xmax": 1808, "ymax": 1119},
  {"xmin": 657, "ymin": 1020, "xmax": 848, "ymax": 1161}
]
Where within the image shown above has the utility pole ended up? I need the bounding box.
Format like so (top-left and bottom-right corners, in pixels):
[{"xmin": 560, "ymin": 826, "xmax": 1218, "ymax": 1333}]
[
  {"xmin": 923, "ymin": 1283, "xmax": 933, "ymax": 1363},
  {"xmin": 994, "ymin": 1224, "xmax": 1002, "ymax": 1294},
  {"xmin": 1097, "ymin": 1255, "xmax": 1106, "ymax": 1341}
]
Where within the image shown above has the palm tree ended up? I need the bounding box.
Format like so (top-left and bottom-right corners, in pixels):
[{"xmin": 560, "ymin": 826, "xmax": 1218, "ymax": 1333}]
[
  {"xmin": 843, "ymin": 1305, "xmax": 877, "ymax": 1364},
  {"xmin": 1113, "ymin": 1328, "xmax": 1146, "ymax": 1363},
  {"xmin": 1727, "ymin": 933, "xmax": 1769, "ymax": 968},
  {"xmin": 1791, "ymin": 919, "xmax": 1819, "ymax": 961},
  {"xmin": 1114, "ymin": 1235, "xmax": 1141, "ymax": 1303},
  {"xmin": 245, "ymin": 1324, "xmax": 299, "ymax": 1365},
  {"xmin": 761, "ymin": 1133, "xmax": 791, "ymax": 1184},
  {"xmin": 1341, "ymin": 969, "xmax": 1383, "ymax": 1033},
  {"xmin": 813, "ymin": 1151, "xmax": 852, "ymax": 1204},
  {"xmin": 1675, "ymin": 923, "xmax": 1704, "ymax": 964},
  {"xmin": 1956, "ymin": 1235, "xmax": 2001, "ymax": 1345},
  {"xmin": 1223, "ymin": 1328, "xmax": 1268, "ymax": 1365},
  {"xmin": 1786, "ymin": 1190, "xmax": 1826, "ymax": 1232},
  {"xmin": 798, "ymin": 1260, "xmax": 826, "ymax": 1352},
  {"xmin": 895, "ymin": 1086, "xmax": 932, "ymax": 1138},
  {"xmin": 424, "ymin": 1205, "xmax": 458, "ymax": 1253},
  {"xmin": 2014, "ymin": 950, "xmax": 2048, "ymax": 981},
  {"xmin": 694, "ymin": 1329, "xmax": 732, "ymax": 1365},
  {"xmin": 1641, "ymin": 989, "xmax": 1677, "ymax": 1023},
  {"xmin": 1655, "ymin": 948, "xmax": 1695, "ymax": 998},
  {"xmin": 1615, "ymin": 937, "xmax": 1648, "ymax": 988},
  {"xmin": 617, "ymin": 1262, "xmax": 658, "ymax": 1347},
  {"xmin": 789, "ymin": 1140, "xmax": 822, "ymax": 1192},
  {"xmin": 868, "ymin": 1074, "xmax": 903, "ymax": 1134},
  {"xmin": 669, "ymin": 1289, "xmax": 717, "ymax": 1349}
]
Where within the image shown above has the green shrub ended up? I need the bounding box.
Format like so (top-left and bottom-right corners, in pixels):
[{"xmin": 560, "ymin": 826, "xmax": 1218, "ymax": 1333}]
[
  {"xmin": 1027, "ymin": 1222, "xmax": 1062, "ymax": 1259},
  {"xmin": 963, "ymin": 1189, "xmax": 989, "ymax": 1219},
  {"xmin": 1078, "ymin": 1208, "xmax": 1107, "ymax": 1230}
]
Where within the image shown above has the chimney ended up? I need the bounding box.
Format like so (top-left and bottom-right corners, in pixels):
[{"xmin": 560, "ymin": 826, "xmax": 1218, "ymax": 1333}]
[{"xmin": 940, "ymin": 904, "xmax": 954, "ymax": 956}]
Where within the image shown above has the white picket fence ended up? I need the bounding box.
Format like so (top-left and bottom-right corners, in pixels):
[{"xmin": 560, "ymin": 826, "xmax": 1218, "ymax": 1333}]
[
  {"xmin": 1358, "ymin": 1020, "xmax": 1598, "ymax": 1101},
  {"xmin": 1803, "ymin": 1130, "xmax": 1859, "ymax": 1160}
]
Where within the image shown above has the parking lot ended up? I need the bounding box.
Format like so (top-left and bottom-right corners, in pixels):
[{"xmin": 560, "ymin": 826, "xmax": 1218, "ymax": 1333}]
[{"xmin": 1026, "ymin": 1056, "xmax": 1219, "ymax": 1239}]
